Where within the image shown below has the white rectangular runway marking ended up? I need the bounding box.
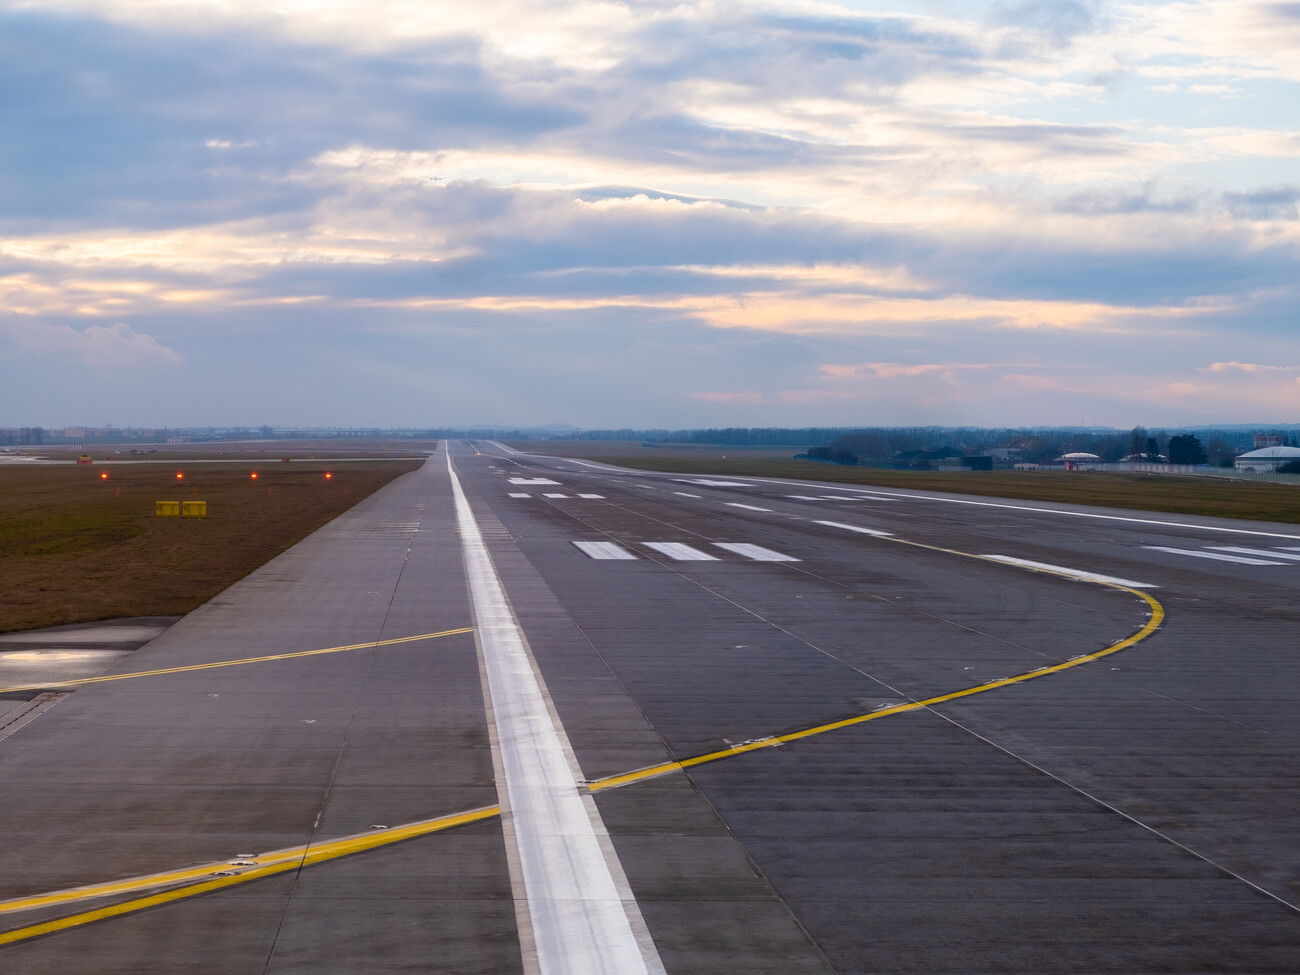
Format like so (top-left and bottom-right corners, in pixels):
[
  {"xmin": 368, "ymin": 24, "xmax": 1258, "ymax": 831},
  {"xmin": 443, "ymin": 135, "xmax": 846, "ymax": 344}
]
[
  {"xmin": 1143, "ymin": 546, "xmax": 1287, "ymax": 565},
  {"xmin": 677, "ymin": 479, "xmax": 750, "ymax": 487},
  {"xmin": 572, "ymin": 541, "xmax": 638, "ymax": 560},
  {"xmin": 981, "ymin": 555, "xmax": 1157, "ymax": 588},
  {"xmin": 814, "ymin": 520, "xmax": 894, "ymax": 536},
  {"xmin": 543, "ymin": 493, "xmax": 569, "ymax": 498},
  {"xmin": 448, "ymin": 453, "xmax": 663, "ymax": 975},
  {"xmin": 509, "ymin": 477, "xmax": 560, "ymax": 485},
  {"xmin": 786, "ymin": 495, "xmax": 825, "ymax": 500},
  {"xmin": 1207, "ymin": 546, "xmax": 1300, "ymax": 562},
  {"xmin": 673, "ymin": 492, "xmax": 701, "ymax": 498},
  {"xmin": 714, "ymin": 542, "xmax": 799, "ymax": 562},
  {"xmin": 508, "ymin": 492, "xmax": 531, "ymax": 498},
  {"xmin": 644, "ymin": 542, "xmax": 719, "ymax": 561},
  {"xmin": 578, "ymin": 493, "xmax": 605, "ymax": 499},
  {"xmin": 725, "ymin": 503, "xmax": 772, "ymax": 512}
]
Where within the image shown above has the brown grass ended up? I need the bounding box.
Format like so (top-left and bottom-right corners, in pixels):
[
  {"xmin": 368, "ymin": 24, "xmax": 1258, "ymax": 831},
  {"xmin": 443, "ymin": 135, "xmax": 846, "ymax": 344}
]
[
  {"xmin": 509, "ymin": 441, "xmax": 1300, "ymax": 525},
  {"xmin": 0, "ymin": 459, "xmax": 422, "ymax": 633}
]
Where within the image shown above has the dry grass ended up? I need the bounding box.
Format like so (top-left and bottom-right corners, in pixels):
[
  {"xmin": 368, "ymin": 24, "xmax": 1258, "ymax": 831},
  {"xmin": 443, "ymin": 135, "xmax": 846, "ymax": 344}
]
[
  {"xmin": 510, "ymin": 441, "xmax": 1300, "ymax": 525},
  {"xmin": 0, "ymin": 459, "xmax": 422, "ymax": 633}
]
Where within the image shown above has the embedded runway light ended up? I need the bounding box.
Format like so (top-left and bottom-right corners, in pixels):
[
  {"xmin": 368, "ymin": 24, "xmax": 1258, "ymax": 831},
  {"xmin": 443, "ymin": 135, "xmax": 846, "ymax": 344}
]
[
  {"xmin": 324, "ymin": 472, "xmax": 332, "ymax": 479},
  {"xmin": 100, "ymin": 472, "xmax": 108, "ymax": 479},
  {"xmin": 176, "ymin": 472, "xmax": 184, "ymax": 479},
  {"xmin": 250, "ymin": 472, "xmax": 258, "ymax": 479}
]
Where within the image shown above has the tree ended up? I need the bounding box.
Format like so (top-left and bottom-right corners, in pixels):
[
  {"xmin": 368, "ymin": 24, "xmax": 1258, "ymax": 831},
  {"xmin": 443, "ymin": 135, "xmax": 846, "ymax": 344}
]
[
  {"xmin": 1145, "ymin": 436, "xmax": 1160, "ymax": 461},
  {"xmin": 1167, "ymin": 434, "xmax": 1208, "ymax": 465},
  {"xmin": 1129, "ymin": 426, "xmax": 1149, "ymax": 459}
]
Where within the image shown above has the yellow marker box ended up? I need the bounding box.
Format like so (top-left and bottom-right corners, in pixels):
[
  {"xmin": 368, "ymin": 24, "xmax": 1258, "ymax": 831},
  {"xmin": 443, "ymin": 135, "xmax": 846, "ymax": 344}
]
[
  {"xmin": 181, "ymin": 501, "xmax": 207, "ymax": 518},
  {"xmin": 155, "ymin": 501, "xmax": 181, "ymax": 517}
]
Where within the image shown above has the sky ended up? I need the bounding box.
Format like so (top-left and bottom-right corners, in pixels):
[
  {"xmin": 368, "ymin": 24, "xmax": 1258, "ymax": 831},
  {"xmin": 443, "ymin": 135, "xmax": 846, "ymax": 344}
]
[{"xmin": 1, "ymin": 0, "xmax": 1298, "ymax": 430}]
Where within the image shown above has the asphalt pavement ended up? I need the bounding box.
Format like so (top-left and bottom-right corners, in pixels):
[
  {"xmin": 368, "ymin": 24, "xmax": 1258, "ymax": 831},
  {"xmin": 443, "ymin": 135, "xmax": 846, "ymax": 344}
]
[{"xmin": 2, "ymin": 440, "xmax": 1299, "ymax": 973}]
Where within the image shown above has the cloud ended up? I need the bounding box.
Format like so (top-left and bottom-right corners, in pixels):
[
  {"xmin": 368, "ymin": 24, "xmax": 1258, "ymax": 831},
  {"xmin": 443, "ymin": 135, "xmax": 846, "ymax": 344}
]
[
  {"xmin": 1, "ymin": 318, "xmax": 184, "ymax": 367},
  {"xmin": 0, "ymin": 0, "xmax": 1296, "ymax": 428}
]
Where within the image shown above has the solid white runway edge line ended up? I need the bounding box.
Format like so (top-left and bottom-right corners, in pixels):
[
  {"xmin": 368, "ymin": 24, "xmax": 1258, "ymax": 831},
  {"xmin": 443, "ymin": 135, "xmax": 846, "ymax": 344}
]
[{"xmin": 447, "ymin": 451, "xmax": 665, "ymax": 975}]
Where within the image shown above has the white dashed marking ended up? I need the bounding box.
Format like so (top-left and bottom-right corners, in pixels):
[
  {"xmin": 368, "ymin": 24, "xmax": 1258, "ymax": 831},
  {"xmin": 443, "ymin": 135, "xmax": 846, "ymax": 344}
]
[
  {"xmin": 1143, "ymin": 546, "xmax": 1287, "ymax": 566},
  {"xmin": 644, "ymin": 542, "xmax": 719, "ymax": 561},
  {"xmin": 714, "ymin": 543, "xmax": 799, "ymax": 562},
  {"xmin": 725, "ymin": 503, "xmax": 772, "ymax": 512},
  {"xmin": 814, "ymin": 521, "xmax": 894, "ymax": 536},
  {"xmin": 572, "ymin": 541, "xmax": 638, "ymax": 560},
  {"xmin": 1207, "ymin": 546, "xmax": 1300, "ymax": 561}
]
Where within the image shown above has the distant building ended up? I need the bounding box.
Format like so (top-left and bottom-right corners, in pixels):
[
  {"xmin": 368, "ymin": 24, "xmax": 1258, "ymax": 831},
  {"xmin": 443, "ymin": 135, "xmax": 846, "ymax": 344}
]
[
  {"xmin": 1254, "ymin": 435, "xmax": 1286, "ymax": 449},
  {"xmin": 1058, "ymin": 451, "xmax": 1102, "ymax": 470},
  {"xmin": 1235, "ymin": 446, "xmax": 1300, "ymax": 472}
]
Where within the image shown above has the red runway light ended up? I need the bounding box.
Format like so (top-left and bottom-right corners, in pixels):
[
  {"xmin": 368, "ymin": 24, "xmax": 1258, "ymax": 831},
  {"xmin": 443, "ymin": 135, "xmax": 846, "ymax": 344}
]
[
  {"xmin": 100, "ymin": 472, "xmax": 108, "ymax": 480},
  {"xmin": 324, "ymin": 472, "xmax": 332, "ymax": 479},
  {"xmin": 250, "ymin": 472, "xmax": 258, "ymax": 479},
  {"xmin": 176, "ymin": 472, "xmax": 184, "ymax": 479}
]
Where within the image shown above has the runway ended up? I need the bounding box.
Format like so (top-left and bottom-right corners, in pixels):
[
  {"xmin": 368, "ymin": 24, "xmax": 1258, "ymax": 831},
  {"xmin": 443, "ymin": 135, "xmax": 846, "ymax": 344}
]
[{"xmin": 2, "ymin": 440, "xmax": 1299, "ymax": 972}]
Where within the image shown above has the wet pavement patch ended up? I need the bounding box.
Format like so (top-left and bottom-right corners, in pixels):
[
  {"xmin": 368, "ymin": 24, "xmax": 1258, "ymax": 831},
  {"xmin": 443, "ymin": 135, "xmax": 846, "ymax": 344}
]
[{"xmin": 0, "ymin": 617, "xmax": 177, "ymax": 701}]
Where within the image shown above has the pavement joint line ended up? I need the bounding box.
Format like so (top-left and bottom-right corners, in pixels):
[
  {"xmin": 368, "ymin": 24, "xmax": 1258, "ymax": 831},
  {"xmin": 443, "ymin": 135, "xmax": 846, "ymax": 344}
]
[
  {"xmin": 0, "ymin": 628, "xmax": 474, "ymax": 696},
  {"xmin": 0, "ymin": 521, "xmax": 1167, "ymax": 948}
]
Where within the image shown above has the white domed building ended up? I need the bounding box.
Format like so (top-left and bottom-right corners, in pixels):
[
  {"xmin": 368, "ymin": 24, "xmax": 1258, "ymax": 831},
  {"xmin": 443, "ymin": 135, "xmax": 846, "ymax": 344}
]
[
  {"xmin": 1234, "ymin": 445, "xmax": 1300, "ymax": 472},
  {"xmin": 1058, "ymin": 451, "xmax": 1102, "ymax": 470}
]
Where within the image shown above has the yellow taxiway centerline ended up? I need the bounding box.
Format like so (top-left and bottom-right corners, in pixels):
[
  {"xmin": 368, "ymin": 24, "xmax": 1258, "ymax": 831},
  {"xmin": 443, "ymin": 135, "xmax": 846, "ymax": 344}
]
[
  {"xmin": 0, "ymin": 540, "xmax": 1166, "ymax": 945},
  {"xmin": 0, "ymin": 627, "xmax": 474, "ymax": 696},
  {"xmin": 0, "ymin": 807, "xmax": 501, "ymax": 946}
]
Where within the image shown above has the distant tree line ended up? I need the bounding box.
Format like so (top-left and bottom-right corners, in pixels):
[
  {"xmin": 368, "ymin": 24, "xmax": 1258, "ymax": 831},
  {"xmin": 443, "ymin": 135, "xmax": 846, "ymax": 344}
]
[{"xmin": 789, "ymin": 426, "xmax": 1289, "ymax": 469}]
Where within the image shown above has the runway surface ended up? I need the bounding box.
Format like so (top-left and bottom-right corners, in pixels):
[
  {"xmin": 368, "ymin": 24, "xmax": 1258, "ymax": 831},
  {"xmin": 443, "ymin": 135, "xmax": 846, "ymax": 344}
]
[{"xmin": 2, "ymin": 440, "xmax": 1299, "ymax": 973}]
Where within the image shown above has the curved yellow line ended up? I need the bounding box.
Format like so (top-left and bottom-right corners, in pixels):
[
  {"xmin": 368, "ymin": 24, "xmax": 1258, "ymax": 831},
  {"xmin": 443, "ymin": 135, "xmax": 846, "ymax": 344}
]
[{"xmin": 0, "ymin": 539, "xmax": 1165, "ymax": 946}]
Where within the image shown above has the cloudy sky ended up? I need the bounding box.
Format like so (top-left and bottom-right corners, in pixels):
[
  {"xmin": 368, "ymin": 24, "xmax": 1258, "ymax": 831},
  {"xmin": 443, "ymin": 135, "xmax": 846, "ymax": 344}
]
[{"xmin": 1, "ymin": 0, "xmax": 1298, "ymax": 429}]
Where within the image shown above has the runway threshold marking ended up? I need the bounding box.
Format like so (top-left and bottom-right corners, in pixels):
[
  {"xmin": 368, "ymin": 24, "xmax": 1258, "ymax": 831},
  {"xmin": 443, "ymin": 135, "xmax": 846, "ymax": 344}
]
[
  {"xmin": 0, "ymin": 517, "xmax": 1168, "ymax": 948},
  {"xmin": 0, "ymin": 628, "xmax": 474, "ymax": 696}
]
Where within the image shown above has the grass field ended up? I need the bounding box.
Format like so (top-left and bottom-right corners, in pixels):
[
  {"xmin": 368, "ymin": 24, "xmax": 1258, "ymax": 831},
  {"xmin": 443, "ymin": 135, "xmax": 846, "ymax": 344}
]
[
  {"xmin": 0, "ymin": 458, "xmax": 422, "ymax": 633},
  {"xmin": 508, "ymin": 440, "xmax": 1300, "ymax": 525}
]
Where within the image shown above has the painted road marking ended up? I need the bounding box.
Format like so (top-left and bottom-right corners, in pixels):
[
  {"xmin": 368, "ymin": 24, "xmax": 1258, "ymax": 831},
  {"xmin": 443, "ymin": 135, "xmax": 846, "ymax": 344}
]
[
  {"xmin": 1207, "ymin": 546, "xmax": 1300, "ymax": 561},
  {"xmin": 980, "ymin": 556, "xmax": 1157, "ymax": 589},
  {"xmin": 509, "ymin": 493, "xmax": 531, "ymax": 498},
  {"xmin": 1142, "ymin": 546, "xmax": 1287, "ymax": 565},
  {"xmin": 509, "ymin": 477, "xmax": 560, "ymax": 485},
  {"xmin": 676, "ymin": 479, "xmax": 749, "ymax": 487},
  {"xmin": 673, "ymin": 492, "xmax": 701, "ymax": 498},
  {"xmin": 725, "ymin": 502, "xmax": 773, "ymax": 512},
  {"xmin": 0, "ymin": 628, "xmax": 473, "ymax": 697},
  {"xmin": 448, "ymin": 452, "xmax": 664, "ymax": 975},
  {"xmin": 714, "ymin": 543, "xmax": 799, "ymax": 562},
  {"xmin": 543, "ymin": 493, "xmax": 569, "ymax": 498},
  {"xmin": 741, "ymin": 478, "xmax": 1300, "ymax": 540},
  {"xmin": 0, "ymin": 527, "xmax": 1171, "ymax": 947},
  {"xmin": 644, "ymin": 542, "xmax": 719, "ymax": 561},
  {"xmin": 578, "ymin": 494, "xmax": 605, "ymax": 499},
  {"xmin": 814, "ymin": 520, "xmax": 894, "ymax": 536},
  {"xmin": 0, "ymin": 806, "xmax": 502, "ymax": 945},
  {"xmin": 787, "ymin": 495, "xmax": 826, "ymax": 500},
  {"xmin": 572, "ymin": 541, "xmax": 638, "ymax": 561}
]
